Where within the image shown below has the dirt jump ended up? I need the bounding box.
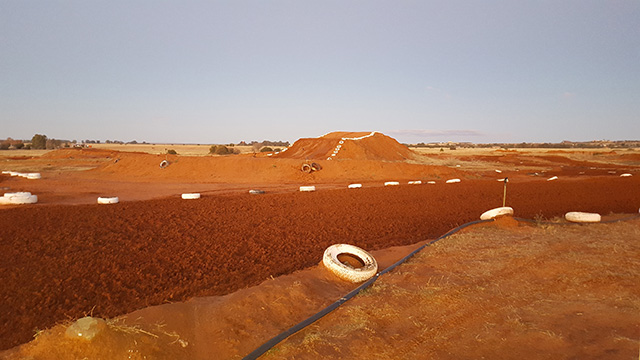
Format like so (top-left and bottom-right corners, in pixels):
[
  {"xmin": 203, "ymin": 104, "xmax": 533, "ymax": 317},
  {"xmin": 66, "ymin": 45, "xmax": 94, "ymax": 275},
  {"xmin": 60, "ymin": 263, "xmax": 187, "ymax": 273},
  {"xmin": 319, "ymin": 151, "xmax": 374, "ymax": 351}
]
[{"xmin": 1, "ymin": 132, "xmax": 639, "ymax": 358}]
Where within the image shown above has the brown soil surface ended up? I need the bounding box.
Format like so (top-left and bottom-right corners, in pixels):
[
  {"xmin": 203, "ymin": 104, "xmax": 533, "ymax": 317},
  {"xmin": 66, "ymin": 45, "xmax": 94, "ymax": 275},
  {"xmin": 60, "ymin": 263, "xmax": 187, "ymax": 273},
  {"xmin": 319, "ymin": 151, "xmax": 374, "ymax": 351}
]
[
  {"xmin": 1, "ymin": 136, "xmax": 639, "ymax": 356},
  {"xmin": 2, "ymin": 218, "xmax": 638, "ymax": 359},
  {"xmin": 1, "ymin": 176, "xmax": 639, "ymax": 351}
]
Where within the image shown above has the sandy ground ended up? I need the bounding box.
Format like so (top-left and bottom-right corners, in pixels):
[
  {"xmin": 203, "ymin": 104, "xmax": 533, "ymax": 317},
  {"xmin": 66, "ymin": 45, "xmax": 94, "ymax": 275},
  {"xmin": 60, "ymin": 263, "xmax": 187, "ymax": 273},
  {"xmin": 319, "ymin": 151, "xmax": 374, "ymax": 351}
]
[{"xmin": 1, "ymin": 132, "xmax": 639, "ymax": 358}]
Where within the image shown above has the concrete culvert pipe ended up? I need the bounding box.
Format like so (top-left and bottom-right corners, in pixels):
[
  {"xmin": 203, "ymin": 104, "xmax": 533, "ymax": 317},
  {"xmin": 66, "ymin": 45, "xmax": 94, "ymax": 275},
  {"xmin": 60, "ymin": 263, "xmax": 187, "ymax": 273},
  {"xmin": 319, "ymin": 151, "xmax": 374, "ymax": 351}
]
[
  {"xmin": 181, "ymin": 193, "xmax": 201, "ymax": 199},
  {"xmin": 565, "ymin": 212, "xmax": 601, "ymax": 223},
  {"xmin": 97, "ymin": 196, "xmax": 119, "ymax": 204},
  {"xmin": 480, "ymin": 207, "xmax": 514, "ymax": 220},
  {"xmin": 323, "ymin": 244, "xmax": 378, "ymax": 283}
]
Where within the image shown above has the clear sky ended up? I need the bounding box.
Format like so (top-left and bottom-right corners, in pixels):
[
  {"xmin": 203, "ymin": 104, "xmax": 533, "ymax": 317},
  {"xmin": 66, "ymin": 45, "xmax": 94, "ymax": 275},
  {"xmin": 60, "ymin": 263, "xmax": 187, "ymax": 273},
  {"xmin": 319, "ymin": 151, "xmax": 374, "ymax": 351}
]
[{"xmin": 1, "ymin": 1, "xmax": 639, "ymax": 144}]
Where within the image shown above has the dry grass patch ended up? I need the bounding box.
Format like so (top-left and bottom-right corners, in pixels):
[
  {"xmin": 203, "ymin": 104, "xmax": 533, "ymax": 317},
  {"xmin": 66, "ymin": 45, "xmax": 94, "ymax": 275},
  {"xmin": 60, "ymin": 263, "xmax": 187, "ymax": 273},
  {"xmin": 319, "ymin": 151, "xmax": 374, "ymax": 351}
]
[{"xmin": 265, "ymin": 218, "xmax": 640, "ymax": 359}]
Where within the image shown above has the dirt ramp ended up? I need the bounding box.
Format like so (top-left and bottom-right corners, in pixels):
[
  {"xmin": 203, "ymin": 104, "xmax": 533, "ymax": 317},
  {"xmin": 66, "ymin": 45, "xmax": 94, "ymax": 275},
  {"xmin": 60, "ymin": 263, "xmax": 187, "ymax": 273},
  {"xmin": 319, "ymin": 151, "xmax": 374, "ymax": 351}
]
[{"xmin": 276, "ymin": 131, "xmax": 416, "ymax": 161}]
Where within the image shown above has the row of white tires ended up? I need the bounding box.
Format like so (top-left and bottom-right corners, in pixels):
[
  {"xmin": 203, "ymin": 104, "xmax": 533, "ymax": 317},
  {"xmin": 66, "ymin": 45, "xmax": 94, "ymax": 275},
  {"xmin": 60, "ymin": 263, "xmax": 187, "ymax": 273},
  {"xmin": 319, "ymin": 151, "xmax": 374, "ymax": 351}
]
[
  {"xmin": 324, "ymin": 207, "xmax": 623, "ymax": 283},
  {"xmin": 479, "ymin": 206, "xmax": 605, "ymax": 224}
]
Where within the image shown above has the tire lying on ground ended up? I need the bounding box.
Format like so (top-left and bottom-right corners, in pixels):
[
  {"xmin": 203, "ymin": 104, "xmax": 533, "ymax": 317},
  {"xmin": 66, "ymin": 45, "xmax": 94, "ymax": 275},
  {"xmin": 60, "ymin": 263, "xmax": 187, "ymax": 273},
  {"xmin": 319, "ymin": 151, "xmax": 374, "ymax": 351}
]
[
  {"xmin": 323, "ymin": 244, "xmax": 378, "ymax": 283},
  {"xmin": 565, "ymin": 212, "xmax": 601, "ymax": 223},
  {"xmin": 299, "ymin": 186, "xmax": 316, "ymax": 192},
  {"xmin": 480, "ymin": 206, "xmax": 514, "ymax": 220},
  {"xmin": 348, "ymin": 183, "xmax": 362, "ymax": 189},
  {"xmin": 97, "ymin": 196, "xmax": 119, "ymax": 204},
  {"xmin": 384, "ymin": 181, "xmax": 400, "ymax": 186},
  {"xmin": 446, "ymin": 178, "xmax": 461, "ymax": 184},
  {"xmin": 2, "ymin": 192, "xmax": 38, "ymax": 205},
  {"xmin": 301, "ymin": 163, "xmax": 312, "ymax": 173},
  {"xmin": 249, "ymin": 189, "xmax": 265, "ymax": 194},
  {"xmin": 181, "ymin": 193, "xmax": 201, "ymax": 199},
  {"xmin": 159, "ymin": 160, "xmax": 169, "ymax": 169}
]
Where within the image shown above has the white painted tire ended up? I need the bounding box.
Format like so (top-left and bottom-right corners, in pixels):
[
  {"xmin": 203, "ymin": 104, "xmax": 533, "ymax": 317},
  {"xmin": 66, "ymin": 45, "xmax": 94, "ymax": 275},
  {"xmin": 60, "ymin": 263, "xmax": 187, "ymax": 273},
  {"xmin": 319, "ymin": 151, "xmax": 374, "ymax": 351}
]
[
  {"xmin": 384, "ymin": 181, "xmax": 399, "ymax": 186},
  {"xmin": 299, "ymin": 186, "xmax": 316, "ymax": 192},
  {"xmin": 427, "ymin": 181, "xmax": 436, "ymax": 184},
  {"xmin": 97, "ymin": 197, "xmax": 119, "ymax": 204},
  {"xmin": 565, "ymin": 212, "xmax": 601, "ymax": 223},
  {"xmin": 446, "ymin": 179, "xmax": 461, "ymax": 184},
  {"xmin": 547, "ymin": 176, "xmax": 558, "ymax": 181},
  {"xmin": 1, "ymin": 171, "xmax": 11, "ymax": 175},
  {"xmin": 480, "ymin": 207, "xmax": 514, "ymax": 220},
  {"xmin": 3, "ymin": 192, "xmax": 37, "ymax": 204},
  {"xmin": 348, "ymin": 184, "xmax": 362, "ymax": 189},
  {"xmin": 26, "ymin": 173, "xmax": 41, "ymax": 179},
  {"xmin": 323, "ymin": 244, "xmax": 378, "ymax": 283},
  {"xmin": 620, "ymin": 173, "xmax": 632, "ymax": 177},
  {"xmin": 249, "ymin": 189, "xmax": 265, "ymax": 194},
  {"xmin": 4, "ymin": 192, "xmax": 32, "ymax": 198},
  {"xmin": 408, "ymin": 181, "xmax": 422, "ymax": 185},
  {"xmin": 181, "ymin": 193, "xmax": 201, "ymax": 199},
  {"xmin": 10, "ymin": 172, "xmax": 21, "ymax": 177}
]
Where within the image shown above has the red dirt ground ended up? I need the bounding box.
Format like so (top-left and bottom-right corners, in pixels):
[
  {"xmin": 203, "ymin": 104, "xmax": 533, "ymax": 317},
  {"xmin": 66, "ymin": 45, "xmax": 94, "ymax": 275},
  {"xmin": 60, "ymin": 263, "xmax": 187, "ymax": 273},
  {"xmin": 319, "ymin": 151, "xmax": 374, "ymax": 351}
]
[{"xmin": 1, "ymin": 133, "xmax": 639, "ymax": 354}]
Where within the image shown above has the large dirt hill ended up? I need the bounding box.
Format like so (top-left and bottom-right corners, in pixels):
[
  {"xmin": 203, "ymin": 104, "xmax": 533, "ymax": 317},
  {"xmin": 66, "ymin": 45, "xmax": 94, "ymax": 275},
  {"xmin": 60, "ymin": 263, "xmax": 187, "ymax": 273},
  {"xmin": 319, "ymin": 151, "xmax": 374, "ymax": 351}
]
[{"xmin": 275, "ymin": 131, "xmax": 416, "ymax": 161}]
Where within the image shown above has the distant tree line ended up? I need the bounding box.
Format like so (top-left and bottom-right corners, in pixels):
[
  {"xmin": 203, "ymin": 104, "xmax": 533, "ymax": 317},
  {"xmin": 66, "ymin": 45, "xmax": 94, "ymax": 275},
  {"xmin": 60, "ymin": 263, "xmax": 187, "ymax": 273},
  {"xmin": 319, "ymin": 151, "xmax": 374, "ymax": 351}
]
[
  {"xmin": 408, "ymin": 140, "xmax": 640, "ymax": 149},
  {"xmin": 236, "ymin": 140, "xmax": 290, "ymax": 147}
]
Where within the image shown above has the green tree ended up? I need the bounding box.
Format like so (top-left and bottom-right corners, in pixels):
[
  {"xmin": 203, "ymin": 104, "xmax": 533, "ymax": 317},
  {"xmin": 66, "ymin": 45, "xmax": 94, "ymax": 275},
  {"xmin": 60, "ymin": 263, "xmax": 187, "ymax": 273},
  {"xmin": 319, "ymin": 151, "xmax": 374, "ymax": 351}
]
[{"xmin": 31, "ymin": 134, "xmax": 47, "ymax": 149}]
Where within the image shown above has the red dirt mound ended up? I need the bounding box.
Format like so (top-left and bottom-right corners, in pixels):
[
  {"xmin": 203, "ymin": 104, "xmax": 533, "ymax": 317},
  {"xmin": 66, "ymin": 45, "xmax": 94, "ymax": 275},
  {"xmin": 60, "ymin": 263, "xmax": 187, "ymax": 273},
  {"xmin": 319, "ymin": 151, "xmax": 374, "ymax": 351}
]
[{"xmin": 275, "ymin": 131, "xmax": 416, "ymax": 161}]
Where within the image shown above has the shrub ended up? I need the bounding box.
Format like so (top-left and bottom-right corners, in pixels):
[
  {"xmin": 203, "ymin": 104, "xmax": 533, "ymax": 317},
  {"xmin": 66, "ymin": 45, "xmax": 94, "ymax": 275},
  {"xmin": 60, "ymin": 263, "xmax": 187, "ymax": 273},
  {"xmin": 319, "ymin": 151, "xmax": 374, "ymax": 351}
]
[
  {"xmin": 209, "ymin": 145, "xmax": 232, "ymax": 155},
  {"xmin": 14, "ymin": 143, "xmax": 24, "ymax": 150},
  {"xmin": 0, "ymin": 142, "xmax": 9, "ymax": 150},
  {"xmin": 167, "ymin": 149, "xmax": 177, "ymax": 155},
  {"xmin": 31, "ymin": 134, "xmax": 47, "ymax": 149},
  {"xmin": 260, "ymin": 146, "xmax": 273, "ymax": 152}
]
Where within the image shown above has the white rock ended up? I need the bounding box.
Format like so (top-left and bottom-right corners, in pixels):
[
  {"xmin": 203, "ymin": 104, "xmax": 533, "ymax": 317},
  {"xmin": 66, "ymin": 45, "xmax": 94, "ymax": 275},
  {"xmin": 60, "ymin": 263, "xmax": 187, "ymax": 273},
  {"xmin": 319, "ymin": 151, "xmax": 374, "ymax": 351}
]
[{"xmin": 65, "ymin": 317, "xmax": 107, "ymax": 341}]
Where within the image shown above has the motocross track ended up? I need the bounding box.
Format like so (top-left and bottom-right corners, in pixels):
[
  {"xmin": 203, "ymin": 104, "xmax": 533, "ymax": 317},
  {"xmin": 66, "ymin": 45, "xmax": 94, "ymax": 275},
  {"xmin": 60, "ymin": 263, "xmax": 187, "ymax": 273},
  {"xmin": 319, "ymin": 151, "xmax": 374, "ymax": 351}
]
[{"xmin": 1, "ymin": 132, "xmax": 639, "ymax": 356}]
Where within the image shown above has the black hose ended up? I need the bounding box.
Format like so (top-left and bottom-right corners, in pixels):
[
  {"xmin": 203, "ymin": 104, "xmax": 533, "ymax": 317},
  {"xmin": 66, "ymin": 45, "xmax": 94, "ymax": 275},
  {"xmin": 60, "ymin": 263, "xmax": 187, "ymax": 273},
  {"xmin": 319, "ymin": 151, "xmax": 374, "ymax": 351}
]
[
  {"xmin": 242, "ymin": 219, "xmax": 490, "ymax": 360},
  {"xmin": 242, "ymin": 214, "xmax": 639, "ymax": 359}
]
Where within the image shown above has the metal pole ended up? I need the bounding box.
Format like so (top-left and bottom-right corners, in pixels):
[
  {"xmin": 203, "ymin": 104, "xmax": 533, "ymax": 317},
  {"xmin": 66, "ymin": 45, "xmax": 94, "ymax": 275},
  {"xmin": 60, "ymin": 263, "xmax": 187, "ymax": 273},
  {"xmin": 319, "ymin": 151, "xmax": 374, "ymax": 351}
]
[{"xmin": 502, "ymin": 177, "xmax": 508, "ymax": 207}]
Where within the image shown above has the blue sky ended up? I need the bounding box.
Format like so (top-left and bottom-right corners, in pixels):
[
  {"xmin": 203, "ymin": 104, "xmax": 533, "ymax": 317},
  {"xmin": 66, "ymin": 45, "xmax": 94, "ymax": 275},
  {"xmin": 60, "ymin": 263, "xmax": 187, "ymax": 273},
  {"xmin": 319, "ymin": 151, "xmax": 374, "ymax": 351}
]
[{"xmin": 1, "ymin": 1, "xmax": 639, "ymax": 144}]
